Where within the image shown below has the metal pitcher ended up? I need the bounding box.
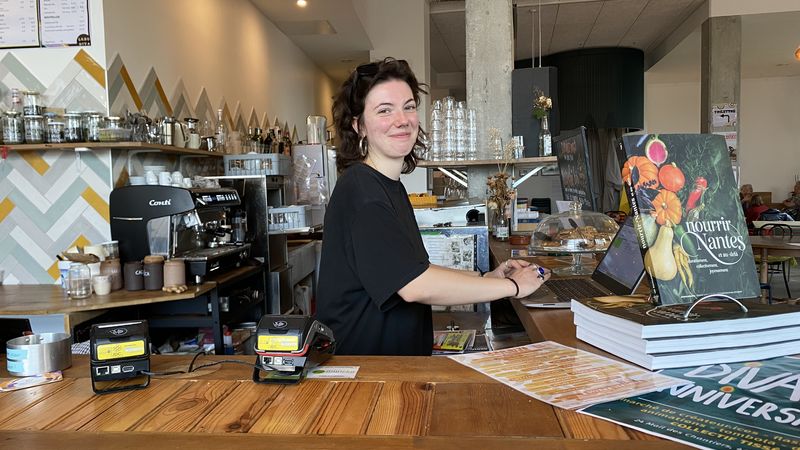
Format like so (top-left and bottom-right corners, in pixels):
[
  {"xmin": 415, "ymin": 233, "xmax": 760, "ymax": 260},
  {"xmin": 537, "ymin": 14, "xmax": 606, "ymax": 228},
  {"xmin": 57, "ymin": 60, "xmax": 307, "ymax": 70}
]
[{"xmin": 306, "ymin": 115, "xmax": 327, "ymax": 144}]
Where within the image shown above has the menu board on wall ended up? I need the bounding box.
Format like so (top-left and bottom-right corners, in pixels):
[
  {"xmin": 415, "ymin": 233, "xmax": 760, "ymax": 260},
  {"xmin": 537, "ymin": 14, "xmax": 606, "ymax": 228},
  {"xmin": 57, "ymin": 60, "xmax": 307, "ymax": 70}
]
[
  {"xmin": 0, "ymin": 0, "xmax": 41, "ymax": 48},
  {"xmin": 40, "ymin": 0, "xmax": 90, "ymax": 46},
  {"xmin": 0, "ymin": 0, "xmax": 89, "ymax": 49}
]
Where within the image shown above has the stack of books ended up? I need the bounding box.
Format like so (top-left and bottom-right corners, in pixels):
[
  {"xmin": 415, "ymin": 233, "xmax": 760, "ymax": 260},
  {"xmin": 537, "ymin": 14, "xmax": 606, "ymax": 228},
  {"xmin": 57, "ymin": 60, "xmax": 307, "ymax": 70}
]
[{"xmin": 572, "ymin": 296, "xmax": 800, "ymax": 370}]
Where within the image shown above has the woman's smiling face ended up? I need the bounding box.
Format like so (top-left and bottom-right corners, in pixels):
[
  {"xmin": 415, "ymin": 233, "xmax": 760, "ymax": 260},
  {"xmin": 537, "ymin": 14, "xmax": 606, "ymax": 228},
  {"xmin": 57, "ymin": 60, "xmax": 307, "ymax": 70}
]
[{"xmin": 355, "ymin": 79, "xmax": 419, "ymax": 162}]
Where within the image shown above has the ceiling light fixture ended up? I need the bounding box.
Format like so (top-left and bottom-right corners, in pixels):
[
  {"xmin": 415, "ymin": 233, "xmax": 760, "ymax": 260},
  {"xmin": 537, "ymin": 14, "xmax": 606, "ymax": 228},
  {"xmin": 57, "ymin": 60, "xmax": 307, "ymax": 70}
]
[
  {"xmin": 297, "ymin": 0, "xmax": 307, "ymax": 7},
  {"xmin": 795, "ymin": 46, "xmax": 800, "ymax": 61}
]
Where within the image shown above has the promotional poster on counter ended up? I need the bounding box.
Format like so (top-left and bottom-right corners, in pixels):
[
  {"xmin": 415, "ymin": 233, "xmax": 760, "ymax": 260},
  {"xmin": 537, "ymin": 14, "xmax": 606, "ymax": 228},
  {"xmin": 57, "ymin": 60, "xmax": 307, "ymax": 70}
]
[
  {"xmin": 580, "ymin": 356, "xmax": 800, "ymax": 450},
  {"xmin": 619, "ymin": 134, "xmax": 760, "ymax": 305}
]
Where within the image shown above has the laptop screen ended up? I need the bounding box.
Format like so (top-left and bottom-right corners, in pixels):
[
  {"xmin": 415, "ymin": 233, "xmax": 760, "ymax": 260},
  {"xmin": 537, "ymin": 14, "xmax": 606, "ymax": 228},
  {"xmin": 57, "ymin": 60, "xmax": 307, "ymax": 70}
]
[{"xmin": 592, "ymin": 216, "xmax": 645, "ymax": 294}]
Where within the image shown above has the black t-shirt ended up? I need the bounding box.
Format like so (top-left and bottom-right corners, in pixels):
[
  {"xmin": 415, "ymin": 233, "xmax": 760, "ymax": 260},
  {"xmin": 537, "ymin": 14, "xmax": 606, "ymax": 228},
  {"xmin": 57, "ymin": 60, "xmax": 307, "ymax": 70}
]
[{"xmin": 316, "ymin": 163, "xmax": 432, "ymax": 356}]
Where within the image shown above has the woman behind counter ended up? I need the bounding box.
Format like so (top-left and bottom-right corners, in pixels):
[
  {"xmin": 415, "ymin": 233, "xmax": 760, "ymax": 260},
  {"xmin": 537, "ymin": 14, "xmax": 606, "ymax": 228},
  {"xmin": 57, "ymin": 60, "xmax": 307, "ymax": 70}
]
[{"xmin": 316, "ymin": 58, "xmax": 549, "ymax": 356}]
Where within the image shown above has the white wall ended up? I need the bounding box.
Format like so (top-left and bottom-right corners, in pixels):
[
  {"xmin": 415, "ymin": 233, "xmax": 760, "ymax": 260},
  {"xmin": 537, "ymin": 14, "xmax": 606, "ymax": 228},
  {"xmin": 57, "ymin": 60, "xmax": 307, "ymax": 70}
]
[
  {"xmin": 102, "ymin": 0, "xmax": 334, "ymax": 141},
  {"xmin": 0, "ymin": 0, "xmax": 106, "ymax": 86},
  {"xmin": 645, "ymin": 75, "xmax": 800, "ymax": 200}
]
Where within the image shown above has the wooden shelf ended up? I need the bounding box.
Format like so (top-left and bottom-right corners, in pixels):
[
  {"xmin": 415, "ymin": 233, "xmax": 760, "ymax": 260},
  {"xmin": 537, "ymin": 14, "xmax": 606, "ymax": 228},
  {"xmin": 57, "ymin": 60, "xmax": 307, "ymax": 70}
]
[
  {"xmin": 5, "ymin": 141, "xmax": 223, "ymax": 157},
  {"xmin": 417, "ymin": 156, "xmax": 557, "ymax": 168}
]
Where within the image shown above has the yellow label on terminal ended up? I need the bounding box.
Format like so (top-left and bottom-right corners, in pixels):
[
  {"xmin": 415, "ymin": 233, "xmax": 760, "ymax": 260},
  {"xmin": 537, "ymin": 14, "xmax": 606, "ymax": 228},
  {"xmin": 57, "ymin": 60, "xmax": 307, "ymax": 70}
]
[
  {"xmin": 96, "ymin": 340, "xmax": 146, "ymax": 361},
  {"xmin": 257, "ymin": 335, "xmax": 299, "ymax": 351}
]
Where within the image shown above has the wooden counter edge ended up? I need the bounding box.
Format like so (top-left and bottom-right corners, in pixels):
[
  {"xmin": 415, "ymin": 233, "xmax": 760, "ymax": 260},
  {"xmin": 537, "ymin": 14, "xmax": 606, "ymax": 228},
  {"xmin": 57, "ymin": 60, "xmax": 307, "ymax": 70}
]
[
  {"xmin": 0, "ymin": 430, "xmax": 688, "ymax": 449},
  {"xmin": 0, "ymin": 283, "xmax": 216, "ymax": 315}
]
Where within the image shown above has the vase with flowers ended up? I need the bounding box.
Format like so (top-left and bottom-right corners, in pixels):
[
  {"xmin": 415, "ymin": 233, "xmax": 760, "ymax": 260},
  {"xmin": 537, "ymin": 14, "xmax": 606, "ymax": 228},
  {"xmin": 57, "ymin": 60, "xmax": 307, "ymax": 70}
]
[
  {"xmin": 533, "ymin": 89, "xmax": 553, "ymax": 156},
  {"xmin": 486, "ymin": 140, "xmax": 517, "ymax": 240}
]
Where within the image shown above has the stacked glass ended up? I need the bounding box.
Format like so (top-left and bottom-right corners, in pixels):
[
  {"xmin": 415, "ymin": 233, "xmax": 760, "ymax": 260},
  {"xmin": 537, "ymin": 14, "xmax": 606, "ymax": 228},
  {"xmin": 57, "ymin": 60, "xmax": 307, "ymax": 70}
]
[
  {"xmin": 466, "ymin": 108, "xmax": 478, "ymax": 160},
  {"xmin": 442, "ymin": 96, "xmax": 456, "ymax": 160},
  {"xmin": 429, "ymin": 100, "xmax": 443, "ymax": 161},
  {"xmin": 454, "ymin": 101, "xmax": 466, "ymax": 160}
]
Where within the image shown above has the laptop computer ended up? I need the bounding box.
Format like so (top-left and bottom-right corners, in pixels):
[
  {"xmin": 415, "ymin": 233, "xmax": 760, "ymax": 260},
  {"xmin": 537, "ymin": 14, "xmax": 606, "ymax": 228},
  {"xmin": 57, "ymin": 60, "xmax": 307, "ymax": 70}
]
[{"xmin": 520, "ymin": 216, "xmax": 646, "ymax": 308}]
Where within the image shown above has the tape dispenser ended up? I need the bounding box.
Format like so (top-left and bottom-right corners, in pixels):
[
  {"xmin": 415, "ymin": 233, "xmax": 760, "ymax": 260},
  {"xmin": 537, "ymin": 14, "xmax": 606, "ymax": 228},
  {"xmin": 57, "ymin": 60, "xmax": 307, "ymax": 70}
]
[
  {"xmin": 90, "ymin": 320, "xmax": 151, "ymax": 394},
  {"xmin": 253, "ymin": 315, "xmax": 335, "ymax": 384}
]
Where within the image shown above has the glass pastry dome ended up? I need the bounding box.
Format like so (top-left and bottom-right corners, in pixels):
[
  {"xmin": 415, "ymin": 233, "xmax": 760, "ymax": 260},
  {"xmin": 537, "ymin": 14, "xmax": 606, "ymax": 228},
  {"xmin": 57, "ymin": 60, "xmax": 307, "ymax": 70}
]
[{"xmin": 528, "ymin": 201, "xmax": 619, "ymax": 275}]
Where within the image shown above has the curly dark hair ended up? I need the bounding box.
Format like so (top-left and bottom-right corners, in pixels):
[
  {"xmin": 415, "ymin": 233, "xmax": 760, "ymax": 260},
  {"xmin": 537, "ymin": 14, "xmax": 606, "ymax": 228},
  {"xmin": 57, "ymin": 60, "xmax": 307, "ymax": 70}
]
[{"xmin": 332, "ymin": 57, "xmax": 428, "ymax": 174}]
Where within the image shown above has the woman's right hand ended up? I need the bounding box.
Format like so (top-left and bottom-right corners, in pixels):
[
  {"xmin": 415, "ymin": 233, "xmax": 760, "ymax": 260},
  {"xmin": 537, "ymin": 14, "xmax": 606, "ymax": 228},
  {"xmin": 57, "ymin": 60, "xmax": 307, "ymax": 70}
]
[{"xmin": 507, "ymin": 265, "xmax": 550, "ymax": 298}]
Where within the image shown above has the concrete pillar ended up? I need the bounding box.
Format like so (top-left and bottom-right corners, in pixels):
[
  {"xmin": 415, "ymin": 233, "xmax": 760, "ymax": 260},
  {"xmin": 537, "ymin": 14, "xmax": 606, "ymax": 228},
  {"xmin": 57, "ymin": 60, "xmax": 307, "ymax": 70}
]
[
  {"xmin": 465, "ymin": 0, "xmax": 514, "ymax": 198},
  {"xmin": 700, "ymin": 16, "xmax": 741, "ymax": 136}
]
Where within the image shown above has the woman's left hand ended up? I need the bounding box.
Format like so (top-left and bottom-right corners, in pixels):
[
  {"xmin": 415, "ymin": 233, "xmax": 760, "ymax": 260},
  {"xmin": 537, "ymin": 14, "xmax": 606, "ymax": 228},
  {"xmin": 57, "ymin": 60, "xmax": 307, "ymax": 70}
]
[{"xmin": 485, "ymin": 259, "xmax": 530, "ymax": 279}]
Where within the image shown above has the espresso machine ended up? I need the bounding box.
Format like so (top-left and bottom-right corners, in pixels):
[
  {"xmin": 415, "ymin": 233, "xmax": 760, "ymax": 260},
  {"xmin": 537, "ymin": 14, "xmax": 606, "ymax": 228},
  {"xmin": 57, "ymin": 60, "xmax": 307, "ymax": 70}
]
[{"xmin": 110, "ymin": 185, "xmax": 251, "ymax": 283}]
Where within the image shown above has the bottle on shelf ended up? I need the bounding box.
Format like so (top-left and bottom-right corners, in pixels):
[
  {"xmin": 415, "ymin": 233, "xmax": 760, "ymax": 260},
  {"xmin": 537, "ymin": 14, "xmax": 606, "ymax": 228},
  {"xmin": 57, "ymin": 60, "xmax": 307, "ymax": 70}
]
[
  {"xmin": 215, "ymin": 108, "xmax": 227, "ymax": 152},
  {"xmin": 539, "ymin": 115, "xmax": 552, "ymax": 157}
]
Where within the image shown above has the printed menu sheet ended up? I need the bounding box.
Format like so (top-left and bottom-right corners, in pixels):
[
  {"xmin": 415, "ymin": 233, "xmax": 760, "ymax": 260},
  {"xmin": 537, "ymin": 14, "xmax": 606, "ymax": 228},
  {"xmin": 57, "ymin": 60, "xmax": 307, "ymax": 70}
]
[
  {"xmin": 0, "ymin": 0, "xmax": 40, "ymax": 48},
  {"xmin": 448, "ymin": 341, "xmax": 685, "ymax": 410}
]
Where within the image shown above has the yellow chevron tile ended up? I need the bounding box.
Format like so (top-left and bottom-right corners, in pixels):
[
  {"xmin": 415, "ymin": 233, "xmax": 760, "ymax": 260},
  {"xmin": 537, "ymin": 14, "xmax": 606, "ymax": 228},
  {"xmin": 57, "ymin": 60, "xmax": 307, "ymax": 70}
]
[
  {"xmin": 70, "ymin": 235, "xmax": 91, "ymax": 250},
  {"xmin": 20, "ymin": 151, "xmax": 50, "ymax": 175},
  {"xmin": 47, "ymin": 261, "xmax": 60, "ymax": 281},
  {"xmin": 120, "ymin": 65, "xmax": 143, "ymax": 110},
  {"xmin": 155, "ymin": 77, "xmax": 173, "ymax": 116},
  {"xmin": 82, "ymin": 187, "xmax": 110, "ymax": 223},
  {"xmin": 74, "ymin": 49, "xmax": 106, "ymax": 88},
  {"xmin": 0, "ymin": 197, "xmax": 15, "ymax": 222}
]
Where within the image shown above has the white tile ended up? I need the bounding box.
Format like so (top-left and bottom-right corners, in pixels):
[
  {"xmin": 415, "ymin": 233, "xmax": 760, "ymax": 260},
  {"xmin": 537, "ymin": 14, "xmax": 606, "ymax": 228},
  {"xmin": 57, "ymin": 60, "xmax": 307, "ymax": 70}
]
[
  {"xmin": 11, "ymin": 226, "xmax": 55, "ymax": 268},
  {"xmin": 7, "ymin": 170, "xmax": 52, "ymax": 213},
  {"xmin": 46, "ymin": 198, "xmax": 87, "ymax": 240}
]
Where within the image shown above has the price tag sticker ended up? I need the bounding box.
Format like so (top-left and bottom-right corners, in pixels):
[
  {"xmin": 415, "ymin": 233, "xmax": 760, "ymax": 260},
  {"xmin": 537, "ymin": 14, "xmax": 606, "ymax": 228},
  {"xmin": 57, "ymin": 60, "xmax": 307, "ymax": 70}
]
[{"xmin": 96, "ymin": 340, "xmax": 146, "ymax": 361}]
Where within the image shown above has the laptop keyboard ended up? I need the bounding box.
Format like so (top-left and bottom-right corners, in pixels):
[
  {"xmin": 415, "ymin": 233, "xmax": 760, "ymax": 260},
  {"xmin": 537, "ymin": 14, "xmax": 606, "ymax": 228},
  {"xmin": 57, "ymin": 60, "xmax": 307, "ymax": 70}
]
[{"xmin": 545, "ymin": 279, "xmax": 609, "ymax": 301}]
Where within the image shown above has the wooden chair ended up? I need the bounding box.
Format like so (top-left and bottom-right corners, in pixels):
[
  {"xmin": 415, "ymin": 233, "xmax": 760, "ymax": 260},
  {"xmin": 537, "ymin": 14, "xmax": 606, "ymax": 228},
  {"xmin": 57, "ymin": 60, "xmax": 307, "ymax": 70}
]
[{"xmin": 756, "ymin": 223, "xmax": 794, "ymax": 298}]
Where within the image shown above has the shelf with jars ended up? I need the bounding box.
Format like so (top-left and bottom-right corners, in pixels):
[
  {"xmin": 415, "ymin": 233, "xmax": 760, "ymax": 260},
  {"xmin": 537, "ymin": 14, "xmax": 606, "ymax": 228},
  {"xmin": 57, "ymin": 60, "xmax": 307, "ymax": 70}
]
[{"xmin": 2, "ymin": 141, "xmax": 224, "ymax": 157}]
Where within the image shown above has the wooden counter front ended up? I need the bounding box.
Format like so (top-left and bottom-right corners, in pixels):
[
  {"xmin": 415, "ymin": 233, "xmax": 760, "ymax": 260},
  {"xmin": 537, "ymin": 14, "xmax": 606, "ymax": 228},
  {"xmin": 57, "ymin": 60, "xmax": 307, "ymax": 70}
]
[{"xmin": 0, "ymin": 351, "xmax": 682, "ymax": 449}]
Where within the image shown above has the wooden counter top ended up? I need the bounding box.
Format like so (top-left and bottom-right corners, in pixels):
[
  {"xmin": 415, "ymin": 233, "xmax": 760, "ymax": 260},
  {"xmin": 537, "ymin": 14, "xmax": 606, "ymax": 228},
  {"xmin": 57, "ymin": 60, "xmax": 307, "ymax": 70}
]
[
  {"xmin": 0, "ymin": 284, "xmax": 215, "ymax": 315},
  {"xmin": 0, "ymin": 348, "xmax": 683, "ymax": 449}
]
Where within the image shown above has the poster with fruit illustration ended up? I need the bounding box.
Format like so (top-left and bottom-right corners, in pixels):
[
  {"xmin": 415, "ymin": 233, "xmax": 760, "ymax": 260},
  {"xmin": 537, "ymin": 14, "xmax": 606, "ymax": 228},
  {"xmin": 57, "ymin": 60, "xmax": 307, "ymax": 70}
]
[{"xmin": 619, "ymin": 134, "xmax": 760, "ymax": 305}]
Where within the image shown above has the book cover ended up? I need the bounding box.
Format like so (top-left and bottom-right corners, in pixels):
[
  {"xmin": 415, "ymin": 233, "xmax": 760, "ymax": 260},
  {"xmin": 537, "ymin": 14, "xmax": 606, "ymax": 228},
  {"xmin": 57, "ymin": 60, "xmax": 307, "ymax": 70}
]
[
  {"xmin": 619, "ymin": 134, "xmax": 760, "ymax": 305},
  {"xmin": 580, "ymin": 357, "xmax": 800, "ymax": 450},
  {"xmin": 571, "ymin": 297, "xmax": 800, "ymax": 339}
]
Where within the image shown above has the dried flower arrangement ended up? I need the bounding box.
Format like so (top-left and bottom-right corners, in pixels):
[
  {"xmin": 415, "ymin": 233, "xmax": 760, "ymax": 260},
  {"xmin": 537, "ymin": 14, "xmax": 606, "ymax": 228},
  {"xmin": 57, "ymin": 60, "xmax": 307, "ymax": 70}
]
[
  {"xmin": 486, "ymin": 133, "xmax": 516, "ymax": 213},
  {"xmin": 532, "ymin": 89, "xmax": 552, "ymax": 120}
]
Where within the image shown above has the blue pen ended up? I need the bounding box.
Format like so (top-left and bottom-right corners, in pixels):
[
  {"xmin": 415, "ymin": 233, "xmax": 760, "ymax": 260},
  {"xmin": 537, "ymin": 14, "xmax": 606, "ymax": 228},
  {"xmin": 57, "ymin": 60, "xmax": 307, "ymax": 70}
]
[{"xmin": 537, "ymin": 267, "xmax": 546, "ymax": 279}]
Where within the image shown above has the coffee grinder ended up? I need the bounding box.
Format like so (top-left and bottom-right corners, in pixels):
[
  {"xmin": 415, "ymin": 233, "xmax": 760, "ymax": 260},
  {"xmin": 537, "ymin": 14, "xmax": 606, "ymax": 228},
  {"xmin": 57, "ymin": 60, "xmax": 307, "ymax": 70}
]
[{"xmin": 90, "ymin": 320, "xmax": 151, "ymax": 394}]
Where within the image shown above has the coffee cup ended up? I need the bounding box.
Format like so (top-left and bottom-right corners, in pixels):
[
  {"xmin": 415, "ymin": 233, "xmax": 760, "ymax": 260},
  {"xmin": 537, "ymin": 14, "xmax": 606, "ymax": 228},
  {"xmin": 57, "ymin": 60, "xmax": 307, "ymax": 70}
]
[
  {"xmin": 145, "ymin": 170, "xmax": 158, "ymax": 185},
  {"xmin": 158, "ymin": 171, "xmax": 172, "ymax": 186},
  {"xmin": 171, "ymin": 171, "xmax": 183, "ymax": 184}
]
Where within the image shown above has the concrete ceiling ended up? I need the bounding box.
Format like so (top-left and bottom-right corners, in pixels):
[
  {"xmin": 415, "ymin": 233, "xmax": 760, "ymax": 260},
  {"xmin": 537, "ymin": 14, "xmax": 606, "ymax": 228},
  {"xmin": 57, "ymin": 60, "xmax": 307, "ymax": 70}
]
[{"xmin": 252, "ymin": 0, "xmax": 800, "ymax": 89}]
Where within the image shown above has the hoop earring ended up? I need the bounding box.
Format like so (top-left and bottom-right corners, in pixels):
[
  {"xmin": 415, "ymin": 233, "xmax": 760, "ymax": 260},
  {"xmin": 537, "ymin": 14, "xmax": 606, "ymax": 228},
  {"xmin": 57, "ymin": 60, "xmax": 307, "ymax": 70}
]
[{"xmin": 359, "ymin": 136, "xmax": 368, "ymax": 157}]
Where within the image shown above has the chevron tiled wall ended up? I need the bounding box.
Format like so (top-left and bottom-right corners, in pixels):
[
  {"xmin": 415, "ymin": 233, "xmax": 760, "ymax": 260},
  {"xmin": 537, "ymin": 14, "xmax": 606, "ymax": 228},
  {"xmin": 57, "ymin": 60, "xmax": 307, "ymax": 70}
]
[
  {"xmin": 1, "ymin": 50, "xmax": 110, "ymax": 285},
  {"xmin": 2, "ymin": 51, "xmax": 295, "ymax": 285}
]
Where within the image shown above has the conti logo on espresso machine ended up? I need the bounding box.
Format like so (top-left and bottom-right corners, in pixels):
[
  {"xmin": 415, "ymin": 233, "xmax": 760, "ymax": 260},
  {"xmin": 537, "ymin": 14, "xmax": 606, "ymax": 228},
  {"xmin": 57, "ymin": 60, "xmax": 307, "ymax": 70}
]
[{"xmin": 148, "ymin": 199, "xmax": 172, "ymax": 206}]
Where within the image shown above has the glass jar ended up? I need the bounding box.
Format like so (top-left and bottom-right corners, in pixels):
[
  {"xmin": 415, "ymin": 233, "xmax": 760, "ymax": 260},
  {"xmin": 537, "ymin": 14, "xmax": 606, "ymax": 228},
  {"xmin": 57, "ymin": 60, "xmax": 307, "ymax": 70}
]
[
  {"xmin": 64, "ymin": 112, "xmax": 84, "ymax": 142},
  {"xmin": 2, "ymin": 111, "xmax": 24, "ymax": 144},
  {"xmin": 22, "ymin": 91, "xmax": 43, "ymax": 115},
  {"xmin": 44, "ymin": 112, "xmax": 63, "ymax": 143},
  {"xmin": 46, "ymin": 121, "xmax": 65, "ymax": 143},
  {"xmin": 100, "ymin": 116, "xmax": 125, "ymax": 142},
  {"xmin": 23, "ymin": 115, "xmax": 44, "ymax": 144},
  {"xmin": 84, "ymin": 112, "xmax": 103, "ymax": 142},
  {"xmin": 67, "ymin": 262, "xmax": 93, "ymax": 299}
]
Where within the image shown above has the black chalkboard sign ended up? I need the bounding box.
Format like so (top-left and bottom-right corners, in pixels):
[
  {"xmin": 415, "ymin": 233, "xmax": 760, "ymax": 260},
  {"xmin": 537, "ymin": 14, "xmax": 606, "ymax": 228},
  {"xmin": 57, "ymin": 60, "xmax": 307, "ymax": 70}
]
[{"xmin": 555, "ymin": 126, "xmax": 597, "ymax": 211}]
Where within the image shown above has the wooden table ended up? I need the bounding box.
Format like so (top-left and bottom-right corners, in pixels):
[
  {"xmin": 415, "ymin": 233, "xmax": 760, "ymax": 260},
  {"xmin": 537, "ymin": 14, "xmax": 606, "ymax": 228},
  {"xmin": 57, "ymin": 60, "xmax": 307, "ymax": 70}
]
[
  {"xmin": 0, "ymin": 311, "xmax": 684, "ymax": 449},
  {"xmin": 749, "ymin": 235, "xmax": 800, "ymax": 301}
]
